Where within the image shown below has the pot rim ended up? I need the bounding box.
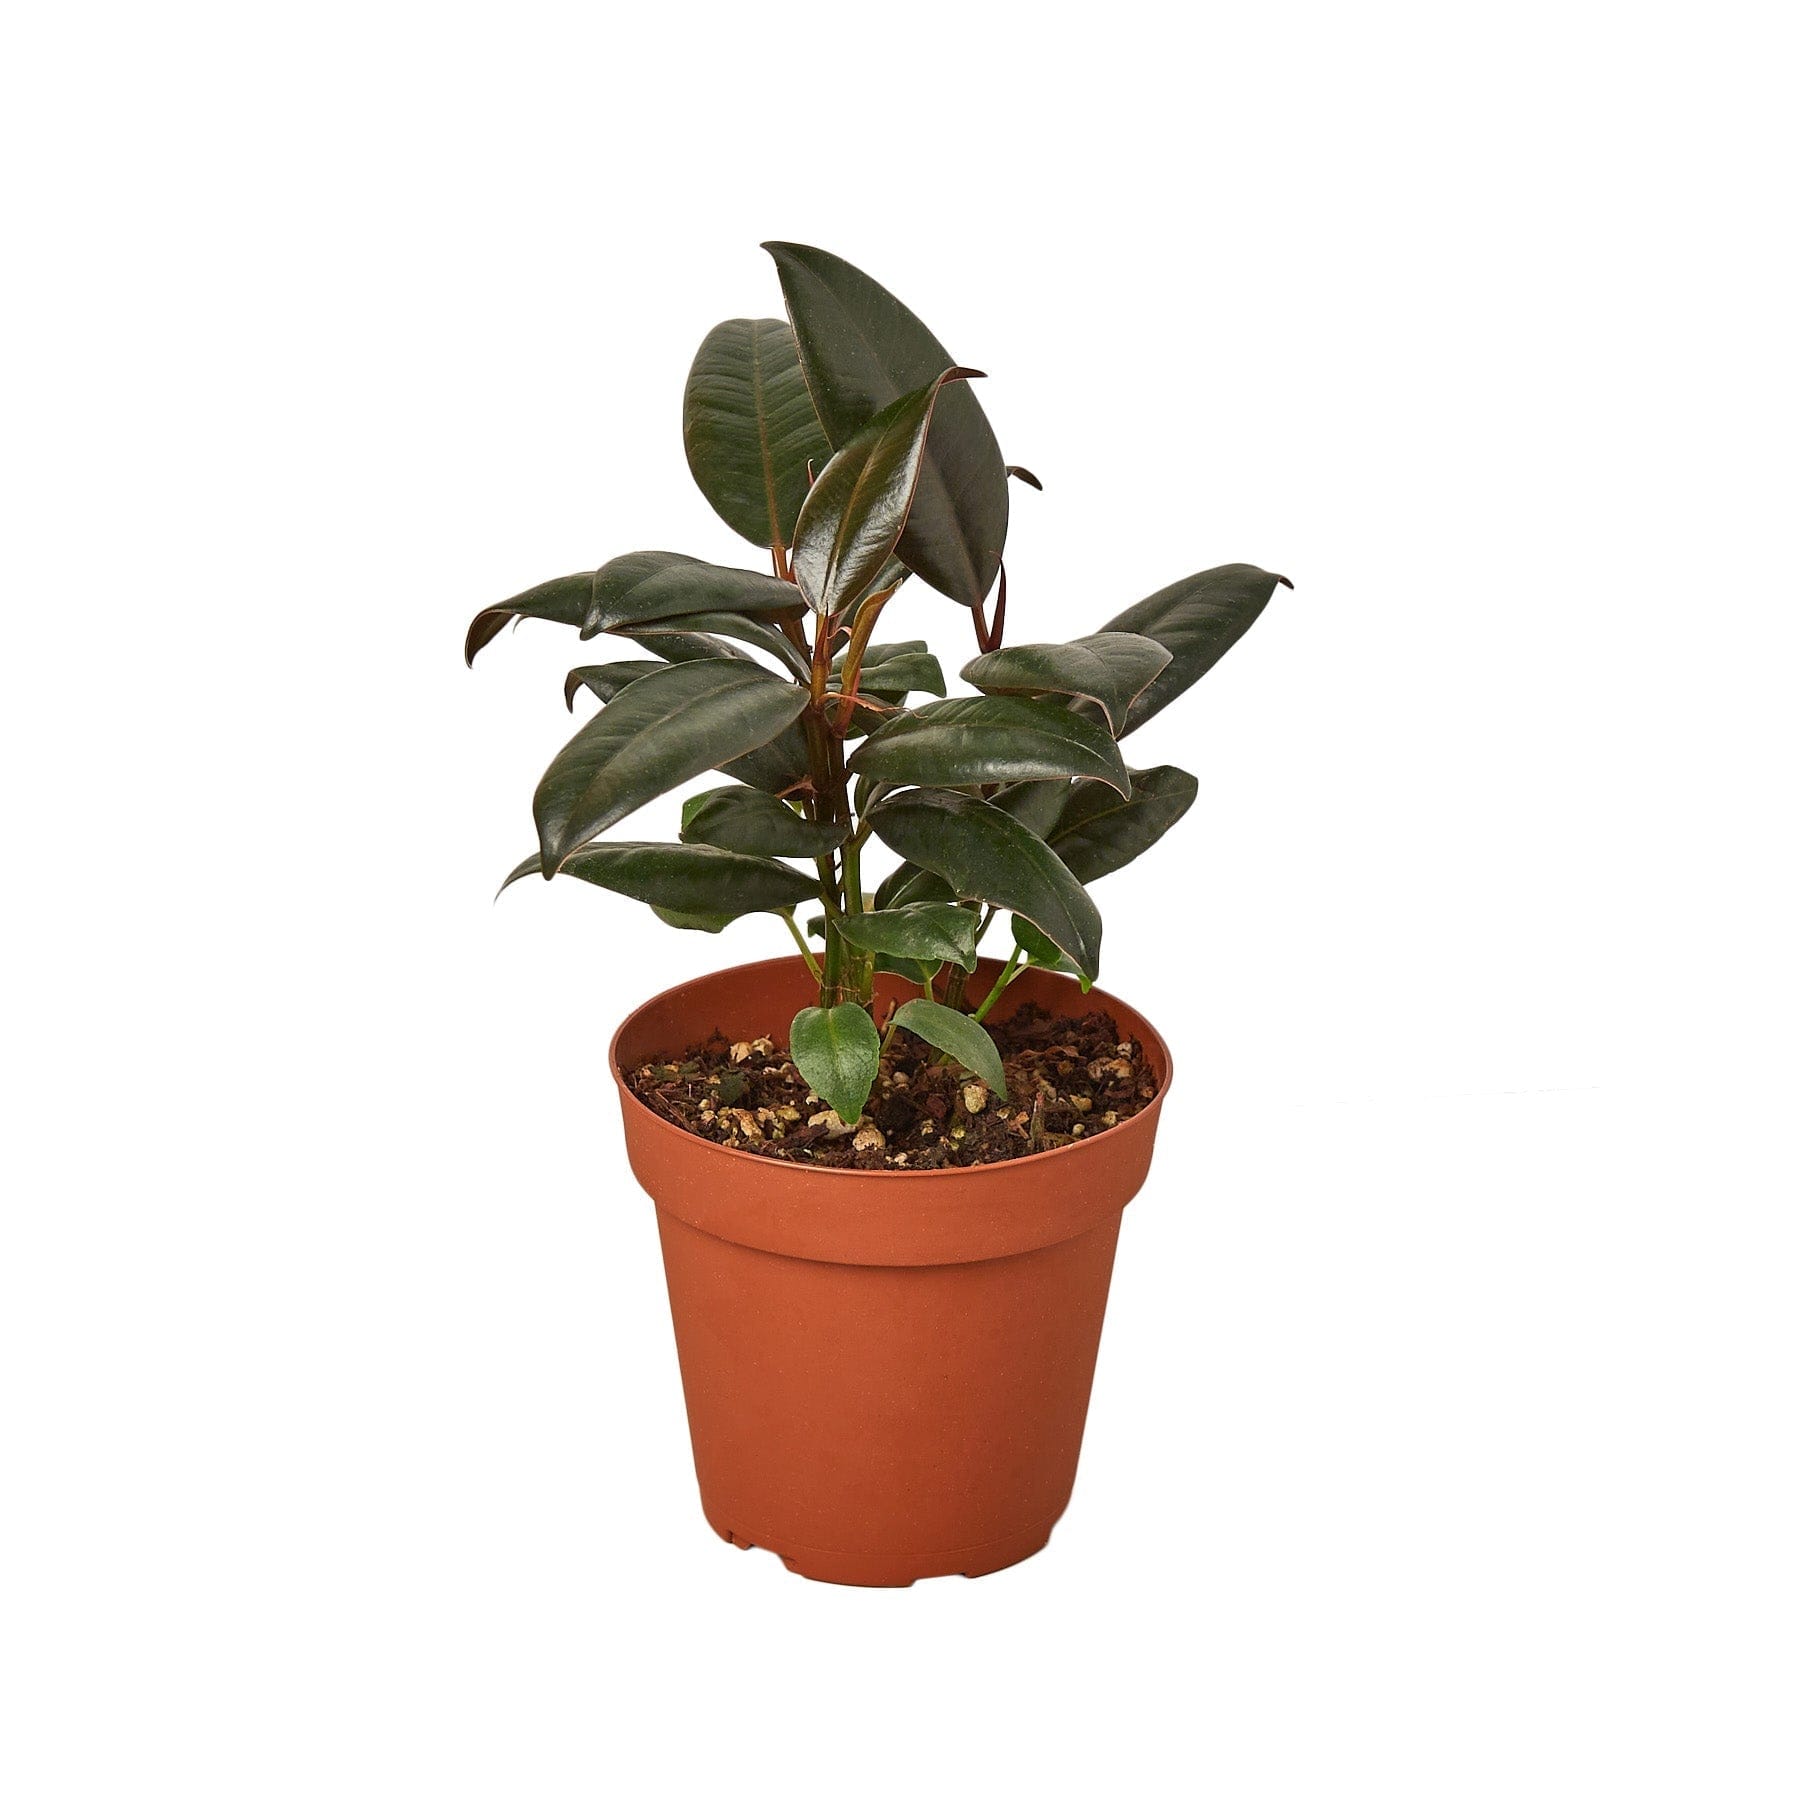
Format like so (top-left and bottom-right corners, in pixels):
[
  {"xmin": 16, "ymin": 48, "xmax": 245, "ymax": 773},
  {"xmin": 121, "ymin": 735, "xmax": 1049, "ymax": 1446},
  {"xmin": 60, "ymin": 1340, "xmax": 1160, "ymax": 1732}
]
[{"xmin": 607, "ymin": 954, "xmax": 1173, "ymax": 1183}]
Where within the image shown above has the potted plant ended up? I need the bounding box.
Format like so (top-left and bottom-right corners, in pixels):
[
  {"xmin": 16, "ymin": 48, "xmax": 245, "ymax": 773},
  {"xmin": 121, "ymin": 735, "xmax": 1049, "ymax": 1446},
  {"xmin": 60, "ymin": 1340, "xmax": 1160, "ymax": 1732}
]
[{"xmin": 468, "ymin": 243, "xmax": 1290, "ymax": 1585}]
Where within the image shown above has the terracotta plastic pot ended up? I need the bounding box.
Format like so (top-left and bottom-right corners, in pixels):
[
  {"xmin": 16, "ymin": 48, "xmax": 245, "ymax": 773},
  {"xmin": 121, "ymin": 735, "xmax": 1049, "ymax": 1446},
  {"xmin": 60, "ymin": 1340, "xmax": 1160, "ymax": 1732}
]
[{"xmin": 609, "ymin": 955, "xmax": 1171, "ymax": 1587}]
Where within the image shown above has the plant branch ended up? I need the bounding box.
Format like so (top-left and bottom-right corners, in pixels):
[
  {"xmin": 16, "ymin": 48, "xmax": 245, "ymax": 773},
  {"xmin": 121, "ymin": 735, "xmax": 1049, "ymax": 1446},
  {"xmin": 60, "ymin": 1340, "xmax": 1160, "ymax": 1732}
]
[
  {"xmin": 970, "ymin": 944, "xmax": 1023, "ymax": 1023},
  {"xmin": 780, "ymin": 910, "xmax": 823, "ymax": 981}
]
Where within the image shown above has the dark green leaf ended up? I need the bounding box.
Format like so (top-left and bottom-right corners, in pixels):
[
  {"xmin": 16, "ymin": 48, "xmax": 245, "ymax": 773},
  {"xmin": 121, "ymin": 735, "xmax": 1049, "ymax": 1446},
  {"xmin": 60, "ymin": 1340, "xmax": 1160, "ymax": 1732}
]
[
  {"xmin": 874, "ymin": 953, "xmax": 942, "ymax": 985},
  {"xmin": 790, "ymin": 1003, "xmax": 881, "ymax": 1123},
  {"xmin": 632, "ymin": 630, "xmax": 756, "ymax": 666},
  {"xmin": 1011, "ymin": 914, "xmax": 1094, "ymax": 991},
  {"xmin": 466, "ymin": 554, "xmax": 805, "ymax": 666},
  {"xmin": 835, "ymin": 638, "xmax": 947, "ymax": 701},
  {"xmin": 848, "ymin": 696, "xmax": 1130, "ymax": 794},
  {"xmin": 988, "ymin": 778, "xmax": 1071, "ymax": 839},
  {"xmin": 566, "ymin": 637, "xmax": 754, "ymax": 713},
  {"xmin": 499, "ymin": 841, "xmax": 816, "ymax": 916},
  {"xmin": 719, "ymin": 719, "xmax": 811, "ymax": 797},
  {"xmin": 831, "ymin": 638, "xmax": 947, "ymax": 739},
  {"xmin": 465, "ymin": 571, "xmax": 591, "ymax": 666},
  {"xmin": 574, "ymin": 633, "xmax": 802, "ymax": 794},
  {"xmin": 835, "ymin": 903, "xmax": 980, "ymax": 972},
  {"xmin": 679, "ymin": 785, "xmax": 846, "ymax": 857},
  {"xmin": 611, "ymin": 610, "xmax": 810, "ymax": 680},
  {"xmin": 870, "ymin": 789, "xmax": 1102, "ymax": 981},
  {"xmin": 872, "ymin": 862, "xmax": 956, "ymax": 910},
  {"xmin": 765, "ymin": 242, "xmax": 1008, "ymax": 608},
  {"xmin": 564, "ymin": 660, "xmax": 667, "ymax": 710},
  {"xmin": 1099, "ymin": 564, "xmax": 1291, "ymax": 734},
  {"xmin": 960, "ymin": 633, "xmax": 1172, "ymax": 735},
  {"xmin": 1042, "ymin": 765, "xmax": 1199, "ymax": 882},
  {"xmin": 533, "ymin": 661, "xmax": 809, "ymax": 871},
  {"xmin": 651, "ymin": 904, "xmax": 736, "ymax": 933},
  {"xmin": 682, "ymin": 318, "xmax": 830, "ymax": 553},
  {"xmin": 791, "ymin": 369, "xmax": 976, "ymax": 616},
  {"xmin": 889, "ymin": 999, "xmax": 1008, "ymax": 1097}
]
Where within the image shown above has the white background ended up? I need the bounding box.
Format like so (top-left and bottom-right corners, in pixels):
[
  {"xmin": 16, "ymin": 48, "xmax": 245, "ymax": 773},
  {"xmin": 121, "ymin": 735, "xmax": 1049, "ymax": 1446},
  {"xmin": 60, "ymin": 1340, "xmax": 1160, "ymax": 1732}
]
[{"xmin": 4, "ymin": 3, "xmax": 1795, "ymax": 1794}]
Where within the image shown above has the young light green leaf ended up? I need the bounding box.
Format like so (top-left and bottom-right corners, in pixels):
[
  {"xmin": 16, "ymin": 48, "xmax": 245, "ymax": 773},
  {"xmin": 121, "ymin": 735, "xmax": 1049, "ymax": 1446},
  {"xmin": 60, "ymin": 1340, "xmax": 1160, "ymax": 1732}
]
[
  {"xmin": 682, "ymin": 318, "xmax": 831, "ymax": 554},
  {"xmin": 533, "ymin": 661, "xmax": 809, "ymax": 871},
  {"xmin": 835, "ymin": 903, "xmax": 980, "ymax": 972},
  {"xmin": 790, "ymin": 1003, "xmax": 882, "ymax": 1124},
  {"xmin": 1098, "ymin": 564, "xmax": 1291, "ymax": 734},
  {"xmin": 791, "ymin": 369, "xmax": 978, "ymax": 617},
  {"xmin": 889, "ymin": 999, "xmax": 1008, "ymax": 1098},
  {"xmin": 870, "ymin": 788, "xmax": 1102, "ymax": 982},
  {"xmin": 765, "ymin": 242, "xmax": 1009, "ymax": 609},
  {"xmin": 960, "ymin": 633, "xmax": 1172, "ymax": 735},
  {"xmin": 848, "ymin": 696, "xmax": 1130, "ymax": 794},
  {"xmin": 500, "ymin": 841, "xmax": 816, "ymax": 916},
  {"xmin": 679, "ymin": 785, "xmax": 847, "ymax": 857}
]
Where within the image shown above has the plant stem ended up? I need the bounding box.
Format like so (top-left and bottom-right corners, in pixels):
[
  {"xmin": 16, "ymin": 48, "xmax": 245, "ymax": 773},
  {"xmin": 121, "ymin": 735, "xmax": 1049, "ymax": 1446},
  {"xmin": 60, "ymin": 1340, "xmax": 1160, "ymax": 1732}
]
[
  {"xmin": 780, "ymin": 911, "xmax": 823, "ymax": 982},
  {"xmin": 803, "ymin": 608, "xmax": 869, "ymax": 1008},
  {"xmin": 834, "ymin": 586, "xmax": 896, "ymax": 731},
  {"xmin": 842, "ymin": 834, "xmax": 863, "ymax": 918},
  {"xmin": 971, "ymin": 945, "xmax": 1023, "ymax": 1023}
]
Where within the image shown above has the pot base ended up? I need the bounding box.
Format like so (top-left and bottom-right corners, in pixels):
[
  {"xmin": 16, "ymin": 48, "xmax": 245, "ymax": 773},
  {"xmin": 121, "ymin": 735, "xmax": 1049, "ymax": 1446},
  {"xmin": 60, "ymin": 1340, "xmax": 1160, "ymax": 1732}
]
[{"xmin": 705, "ymin": 1508, "xmax": 1059, "ymax": 1587}]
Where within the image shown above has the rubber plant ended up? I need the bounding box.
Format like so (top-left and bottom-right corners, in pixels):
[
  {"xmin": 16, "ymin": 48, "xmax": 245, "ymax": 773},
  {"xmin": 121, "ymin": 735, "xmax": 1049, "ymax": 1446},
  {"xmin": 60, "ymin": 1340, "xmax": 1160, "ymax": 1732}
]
[{"xmin": 468, "ymin": 243, "xmax": 1289, "ymax": 1131}]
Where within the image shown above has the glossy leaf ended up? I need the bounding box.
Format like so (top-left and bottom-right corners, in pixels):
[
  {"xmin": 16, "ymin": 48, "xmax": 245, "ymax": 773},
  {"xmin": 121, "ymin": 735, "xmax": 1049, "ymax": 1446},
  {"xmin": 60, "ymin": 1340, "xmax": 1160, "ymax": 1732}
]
[
  {"xmin": 988, "ymin": 778, "xmax": 1069, "ymax": 839},
  {"xmin": 995, "ymin": 765, "xmax": 1200, "ymax": 882},
  {"xmin": 1010, "ymin": 915, "xmax": 1094, "ymax": 991},
  {"xmin": 464, "ymin": 571, "xmax": 591, "ymax": 666},
  {"xmin": 499, "ymin": 841, "xmax": 815, "ymax": 916},
  {"xmin": 791, "ymin": 369, "xmax": 976, "ymax": 617},
  {"xmin": 532, "ymin": 661, "xmax": 809, "ymax": 872},
  {"xmin": 465, "ymin": 552, "xmax": 804, "ymax": 667},
  {"xmin": 651, "ymin": 904, "xmax": 736, "ymax": 934},
  {"xmin": 789, "ymin": 1003, "xmax": 881, "ymax": 1124},
  {"xmin": 874, "ymin": 954, "xmax": 942, "ymax": 986},
  {"xmin": 679, "ymin": 785, "xmax": 846, "ymax": 857},
  {"xmin": 566, "ymin": 637, "xmax": 753, "ymax": 709},
  {"xmin": 682, "ymin": 318, "xmax": 830, "ymax": 553},
  {"xmin": 870, "ymin": 788, "xmax": 1102, "ymax": 981},
  {"xmin": 836, "ymin": 639, "xmax": 947, "ymax": 702},
  {"xmin": 1098, "ymin": 564, "xmax": 1291, "ymax": 734},
  {"xmin": 848, "ymin": 696, "xmax": 1130, "ymax": 794},
  {"xmin": 719, "ymin": 719, "xmax": 811, "ymax": 797},
  {"xmin": 563, "ymin": 660, "xmax": 666, "ymax": 710},
  {"xmin": 960, "ymin": 632, "xmax": 1172, "ymax": 735},
  {"xmin": 765, "ymin": 242, "xmax": 1008, "ymax": 608},
  {"xmin": 1043, "ymin": 765, "xmax": 1199, "ymax": 883},
  {"xmin": 872, "ymin": 862, "xmax": 957, "ymax": 910},
  {"xmin": 611, "ymin": 610, "xmax": 810, "ymax": 680},
  {"xmin": 889, "ymin": 999, "xmax": 1008, "ymax": 1098},
  {"xmin": 571, "ymin": 637, "xmax": 804, "ymax": 796},
  {"xmin": 834, "ymin": 903, "xmax": 980, "ymax": 972}
]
